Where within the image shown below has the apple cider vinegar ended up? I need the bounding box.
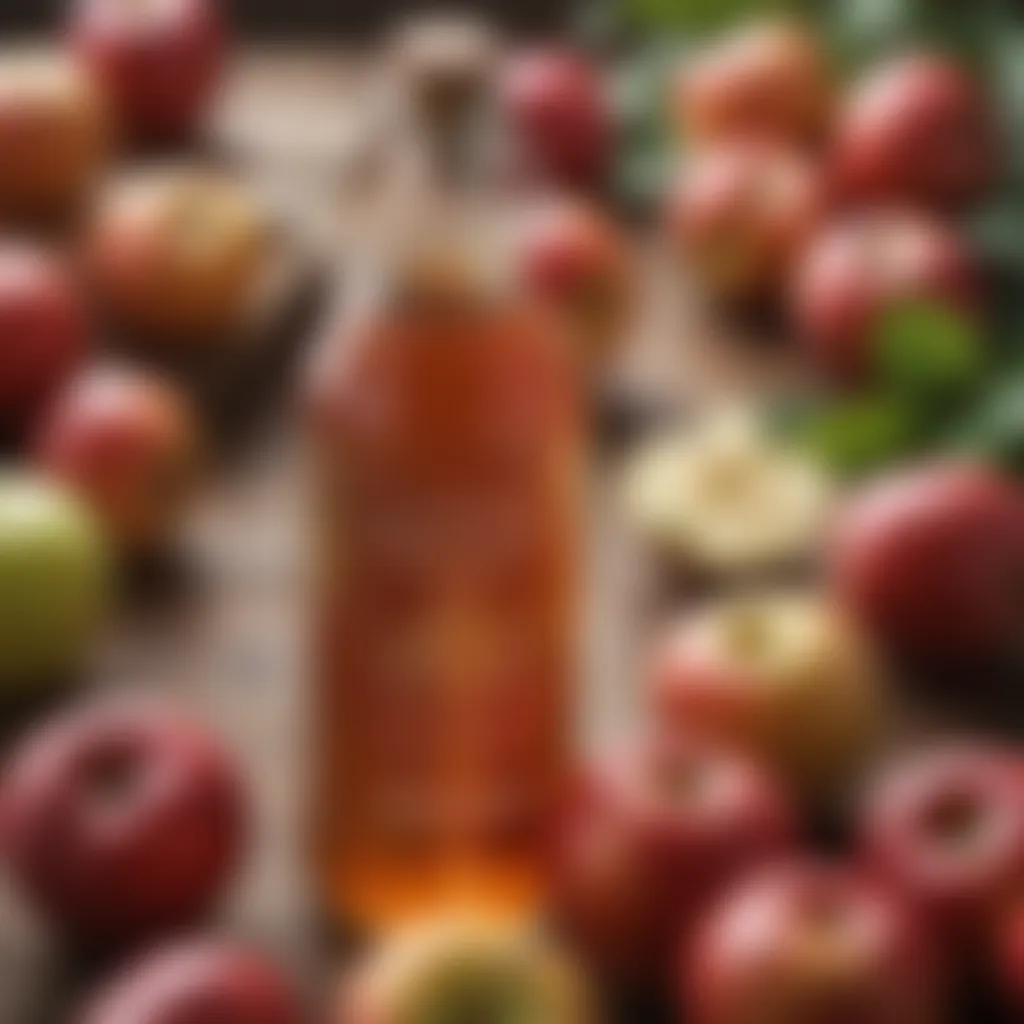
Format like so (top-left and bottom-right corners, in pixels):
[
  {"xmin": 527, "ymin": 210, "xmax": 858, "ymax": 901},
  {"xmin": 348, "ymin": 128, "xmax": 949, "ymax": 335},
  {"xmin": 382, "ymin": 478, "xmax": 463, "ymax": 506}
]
[{"xmin": 307, "ymin": 20, "xmax": 582, "ymax": 934}]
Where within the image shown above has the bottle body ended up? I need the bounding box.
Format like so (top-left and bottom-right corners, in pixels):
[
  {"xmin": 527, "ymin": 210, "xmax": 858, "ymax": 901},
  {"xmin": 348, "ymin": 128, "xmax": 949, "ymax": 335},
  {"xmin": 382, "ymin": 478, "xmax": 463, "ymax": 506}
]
[{"xmin": 309, "ymin": 293, "xmax": 580, "ymax": 933}]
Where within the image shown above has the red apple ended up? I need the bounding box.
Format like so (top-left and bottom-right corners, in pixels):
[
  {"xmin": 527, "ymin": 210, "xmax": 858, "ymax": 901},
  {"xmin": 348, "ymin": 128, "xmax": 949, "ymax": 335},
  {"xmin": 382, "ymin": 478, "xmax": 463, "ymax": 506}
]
[
  {"xmin": 791, "ymin": 211, "xmax": 981, "ymax": 386},
  {"xmin": 3, "ymin": 700, "xmax": 248, "ymax": 945},
  {"xmin": 548, "ymin": 731, "xmax": 795, "ymax": 983},
  {"xmin": 860, "ymin": 743, "xmax": 1024, "ymax": 948},
  {"xmin": 36, "ymin": 366, "xmax": 200, "ymax": 553},
  {"xmin": 0, "ymin": 55, "xmax": 108, "ymax": 222},
  {"xmin": 515, "ymin": 198, "xmax": 631, "ymax": 368},
  {"xmin": 666, "ymin": 144, "xmax": 825, "ymax": 306},
  {"xmin": 78, "ymin": 940, "xmax": 301, "ymax": 1023},
  {"xmin": 674, "ymin": 19, "xmax": 831, "ymax": 148},
  {"xmin": 500, "ymin": 48, "xmax": 612, "ymax": 190},
  {"xmin": 833, "ymin": 53, "xmax": 998, "ymax": 211},
  {"xmin": 649, "ymin": 592, "xmax": 884, "ymax": 802},
  {"xmin": 0, "ymin": 245, "xmax": 89, "ymax": 438},
  {"xmin": 86, "ymin": 168, "xmax": 269, "ymax": 342},
  {"xmin": 683, "ymin": 860, "xmax": 943, "ymax": 1024},
  {"xmin": 999, "ymin": 907, "xmax": 1024, "ymax": 1013},
  {"xmin": 68, "ymin": 0, "xmax": 227, "ymax": 145},
  {"xmin": 831, "ymin": 461, "xmax": 1024, "ymax": 664}
]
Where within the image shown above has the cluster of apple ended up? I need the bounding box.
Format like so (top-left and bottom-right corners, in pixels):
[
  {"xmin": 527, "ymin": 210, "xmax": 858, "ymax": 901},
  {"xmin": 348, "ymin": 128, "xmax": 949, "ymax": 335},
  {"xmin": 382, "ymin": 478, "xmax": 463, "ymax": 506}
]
[{"xmin": 668, "ymin": 19, "xmax": 993, "ymax": 387}]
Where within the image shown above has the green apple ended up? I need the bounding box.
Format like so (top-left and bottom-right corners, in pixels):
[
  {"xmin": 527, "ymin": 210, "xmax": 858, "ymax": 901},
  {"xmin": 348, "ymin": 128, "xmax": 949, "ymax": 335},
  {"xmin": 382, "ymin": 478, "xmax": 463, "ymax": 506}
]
[{"xmin": 0, "ymin": 475, "xmax": 110, "ymax": 692}]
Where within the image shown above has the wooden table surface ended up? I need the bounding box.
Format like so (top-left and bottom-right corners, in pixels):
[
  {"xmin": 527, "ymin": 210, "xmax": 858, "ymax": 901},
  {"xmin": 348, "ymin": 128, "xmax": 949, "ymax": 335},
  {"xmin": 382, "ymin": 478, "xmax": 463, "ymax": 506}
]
[{"xmin": 0, "ymin": 46, "xmax": 875, "ymax": 1024}]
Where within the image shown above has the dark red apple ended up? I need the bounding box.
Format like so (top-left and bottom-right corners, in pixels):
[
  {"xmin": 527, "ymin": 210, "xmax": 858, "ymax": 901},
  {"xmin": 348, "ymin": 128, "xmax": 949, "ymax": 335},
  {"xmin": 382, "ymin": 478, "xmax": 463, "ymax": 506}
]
[
  {"xmin": 77, "ymin": 940, "xmax": 301, "ymax": 1023},
  {"xmin": 500, "ymin": 47, "xmax": 612, "ymax": 190},
  {"xmin": 860, "ymin": 743, "xmax": 1024, "ymax": 947},
  {"xmin": 791, "ymin": 211, "xmax": 981, "ymax": 386},
  {"xmin": 548, "ymin": 731, "xmax": 795, "ymax": 983},
  {"xmin": 649, "ymin": 592, "xmax": 883, "ymax": 803},
  {"xmin": 666, "ymin": 144, "xmax": 825, "ymax": 306},
  {"xmin": 0, "ymin": 244, "xmax": 89, "ymax": 437},
  {"xmin": 36, "ymin": 365, "xmax": 200, "ymax": 553},
  {"xmin": 999, "ymin": 907, "xmax": 1024, "ymax": 1013},
  {"xmin": 68, "ymin": 0, "xmax": 227, "ymax": 146},
  {"xmin": 674, "ymin": 19, "xmax": 831, "ymax": 148},
  {"xmin": 515, "ymin": 198, "xmax": 631, "ymax": 368},
  {"xmin": 683, "ymin": 860, "xmax": 943, "ymax": 1024},
  {"xmin": 833, "ymin": 53, "xmax": 998, "ymax": 211},
  {"xmin": 831, "ymin": 461, "xmax": 1024, "ymax": 664},
  {"xmin": 3, "ymin": 700, "xmax": 248, "ymax": 945}
]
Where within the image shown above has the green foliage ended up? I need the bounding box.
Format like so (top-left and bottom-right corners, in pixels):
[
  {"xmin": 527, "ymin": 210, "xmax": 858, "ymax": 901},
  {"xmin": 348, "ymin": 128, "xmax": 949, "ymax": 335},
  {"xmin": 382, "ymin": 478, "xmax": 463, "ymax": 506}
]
[
  {"xmin": 950, "ymin": 375, "xmax": 1024, "ymax": 472},
  {"xmin": 622, "ymin": 0, "xmax": 805, "ymax": 35}
]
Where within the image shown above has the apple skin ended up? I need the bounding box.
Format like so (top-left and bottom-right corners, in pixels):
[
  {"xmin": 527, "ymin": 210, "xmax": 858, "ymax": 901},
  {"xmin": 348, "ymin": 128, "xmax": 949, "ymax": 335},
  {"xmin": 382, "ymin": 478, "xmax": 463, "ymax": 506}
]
[
  {"xmin": 68, "ymin": 0, "xmax": 226, "ymax": 146},
  {"xmin": 547, "ymin": 731, "xmax": 796, "ymax": 984},
  {"xmin": 500, "ymin": 48, "xmax": 612, "ymax": 190},
  {"xmin": 0, "ymin": 55, "xmax": 108, "ymax": 222},
  {"xmin": 666, "ymin": 144, "xmax": 825, "ymax": 306},
  {"xmin": 683, "ymin": 860, "xmax": 944, "ymax": 1024},
  {"xmin": 830, "ymin": 462, "xmax": 1024, "ymax": 665},
  {"xmin": 649, "ymin": 593, "xmax": 883, "ymax": 803},
  {"xmin": 0, "ymin": 476, "xmax": 109, "ymax": 693},
  {"xmin": 791, "ymin": 212, "xmax": 981, "ymax": 386},
  {"xmin": 86, "ymin": 169, "xmax": 268, "ymax": 342},
  {"xmin": 999, "ymin": 908, "xmax": 1024, "ymax": 1014},
  {"xmin": 674, "ymin": 19, "xmax": 831, "ymax": 148},
  {"xmin": 77, "ymin": 940, "xmax": 301, "ymax": 1024},
  {"xmin": 3, "ymin": 701, "xmax": 248, "ymax": 946},
  {"xmin": 515, "ymin": 199, "xmax": 631, "ymax": 369},
  {"xmin": 36, "ymin": 366, "xmax": 200, "ymax": 553},
  {"xmin": 860, "ymin": 743, "xmax": 1024, "ymax": 951},
  {"xmin": 0, "ymin": 245, "xmax": 90, "ymax": 439},
  {"xmin": 832, "ymin": 53, "xmax": 998, "ymax": 212}
]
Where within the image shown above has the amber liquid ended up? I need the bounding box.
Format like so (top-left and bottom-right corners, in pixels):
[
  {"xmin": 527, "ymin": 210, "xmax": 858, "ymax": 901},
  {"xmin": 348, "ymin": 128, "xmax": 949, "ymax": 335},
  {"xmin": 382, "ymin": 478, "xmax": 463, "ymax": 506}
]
[{"xmin": 309, "ymin": 293, "xmax": 580, "ymax": 934}]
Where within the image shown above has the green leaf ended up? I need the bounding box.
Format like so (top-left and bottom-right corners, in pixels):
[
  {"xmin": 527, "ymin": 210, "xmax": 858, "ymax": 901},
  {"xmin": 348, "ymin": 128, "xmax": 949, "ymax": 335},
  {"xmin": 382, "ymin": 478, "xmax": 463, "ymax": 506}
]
[
  {"xmin": 949, "ymin": 373, "xmax": 1024, "ymax": 473},
  {"xmin": 873, "ymin": 301, "xmax": 986, "ymax": 401},
  {"xmin": 624, "ymin": 0, "xmax": 805, "ymax": 34}
]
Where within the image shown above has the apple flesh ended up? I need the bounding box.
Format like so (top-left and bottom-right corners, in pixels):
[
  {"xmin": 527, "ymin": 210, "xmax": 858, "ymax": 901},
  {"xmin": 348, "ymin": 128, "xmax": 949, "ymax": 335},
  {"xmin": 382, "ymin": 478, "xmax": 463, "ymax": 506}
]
[
  {"xmin": 0, "ymin": 476, "xmax": 108, "ymax": 693},
  {"xmin": 0, "ymin": 55, "xmax": 108, "ymax": 221},
  {"xmin": 4, "ymin": 700, "xmax": 248, "ymax": 945},
  {"xmin": 515, "ymin": 198, "xmax": 631, "ymax": 369},
  {"xmin": 683, "ymin": 860, "xmax": 943, "ymax": 1024},
  {"xmin": 649, "ymin": 592, "xmax": 883, "ymax": 803},
  {"xmin": 674, "ymin": 19, "xmax": 831, "ymax": 148},
  {"xmin": 832, "ymin": 53, "xmax": 998, "ymax": 212},
  {"xmin": 666, "ymin": 144, "xmax": 825, "ymax": 306},
  {"xmin": 791, "ymin": 211, "xmax": 981, "ymax": 386},
  {"xmin": 548, "ymin": 731, "xmax": 795, "ymax": 984},
  {"xmin": 86, "ymin": 168, "xmax": 269, "ymax": 342},
  {"xmin": 68, "ymin": 0, "xmax": 227, "ymax": 146},
  {"xmin": 36, "ymin": 365, "xmax": 200, "ymax": 553},
  {"xmin": 78, "ymin": 940, "xmax": 301, "ymax": 1023},
  {"xmin": 860, "ymin": 743, "xmax": 1024, "ymax": 949},
  {"xmin": 830, "ymin": 461, "xmax": 1024, "ymax": 665},
  {"xmin": 0, "ymin": 245, "xmax": 90, "ymax": 439},
  {"xmin": 500, "ymin": 48, "xmax": 612, "ymax": 190}
]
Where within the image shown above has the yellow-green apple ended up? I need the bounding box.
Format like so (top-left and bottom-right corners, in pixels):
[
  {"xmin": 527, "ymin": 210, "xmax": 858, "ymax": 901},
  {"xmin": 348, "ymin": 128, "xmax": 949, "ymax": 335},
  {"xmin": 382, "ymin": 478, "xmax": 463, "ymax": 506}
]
[
  {"xmin": 514, "ymin": 198, "xmax": 632, "ymax": 370},
  {"xmin": 830, "ymin": 462, "xmax": 1024, "ymax": 665},
  {"xmin": 36, "ymin": 365, "xmax": 200, "ymax": 553},
  {"xmin": 666, "ymin": 144, "xmax": 825, "ymax": 306},
  {"xmin": 3, "ymin": 700, "xmax": 248, "ymax": 945},
  {"xmin": 500, "ymin": 47, "xmax": 612, "ymax": 190},
  {"xmin": 78, "ymin": 940, "xmax": 301, "ymax": 1023},
  {"xmin": 68, "ymin": 0, "xmax": 227, "ymax": 146},
  {"xmin": 0, "ymin": 54, "xmax": 108, "ymax": 222},
  {"xmin": 0, "ymin": 475, "xmax": 108, "ymax": 692},
  {"xmin": 0, "ymin": 244, "xmax": 90, "ymax": 439},
  {"xmin": 832, "ymin": 53, "xmax": 998, "ymax": 212},
  {"xmin": 337, "ymin": 918, "xmax": 590, "ymax": 1024},
  {"xmin": 649, "ymin": 592, "xmax": 884, "ymax": 802},
  {"xmin": 86, "ymin": 168, "xmax": 269, "ymax": 342},
  {"xmin": 860, "ymin": 743, "xmax": 1024, "ymax": 949},
  {"xmin": 673, "ymin": 19, "xmax": 831, "ymax": 148},
  {"xmin": 683, "ymin": 860, "xmax": 943, "ymax": 1024},
  {"xmin": 791, "ymin": 211, "xmax": 981, "ymax": 386},
  {"xmin": 547, "ymin": 731, "xmax": 795, "ymax": 984}
]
